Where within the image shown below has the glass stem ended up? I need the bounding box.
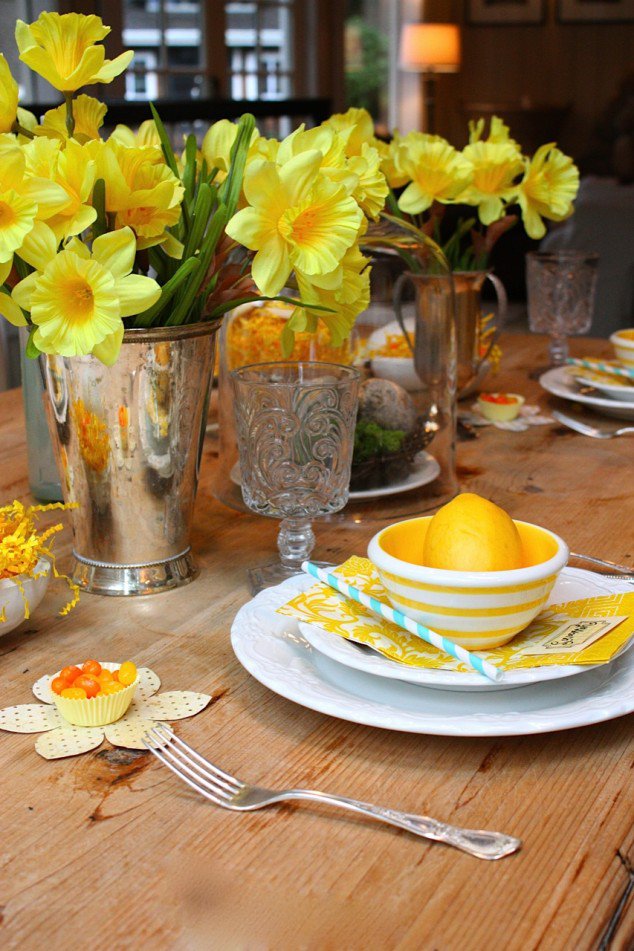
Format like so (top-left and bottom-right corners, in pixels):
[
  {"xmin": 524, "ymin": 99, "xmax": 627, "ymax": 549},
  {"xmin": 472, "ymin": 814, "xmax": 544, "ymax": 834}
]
[
  {"xmin": 277, "ymin": 518, "xmax": 315, "ymax": 569},
  {"xmin": 549, "ymin": 333, "xmax": 569, "ymax": 367}
]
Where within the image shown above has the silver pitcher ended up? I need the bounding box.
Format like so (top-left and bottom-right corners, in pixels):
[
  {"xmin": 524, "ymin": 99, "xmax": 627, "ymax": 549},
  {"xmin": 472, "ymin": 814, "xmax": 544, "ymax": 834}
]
[{"xmin": 43, "ymin": 321, "xmax": 220, "ymax": 596}]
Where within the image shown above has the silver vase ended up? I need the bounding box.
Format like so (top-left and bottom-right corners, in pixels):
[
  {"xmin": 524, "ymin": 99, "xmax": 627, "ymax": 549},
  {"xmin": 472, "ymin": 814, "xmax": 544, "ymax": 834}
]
[{"xmin": 43, "ymin": 321, "xmax": 220, "ymax": 596}]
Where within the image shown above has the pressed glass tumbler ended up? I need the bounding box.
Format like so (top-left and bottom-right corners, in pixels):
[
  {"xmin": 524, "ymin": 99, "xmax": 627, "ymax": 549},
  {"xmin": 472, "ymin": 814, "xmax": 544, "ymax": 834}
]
[{"xmin": 232, "ymin": 361, "xmax": 359, "ymax": 592}]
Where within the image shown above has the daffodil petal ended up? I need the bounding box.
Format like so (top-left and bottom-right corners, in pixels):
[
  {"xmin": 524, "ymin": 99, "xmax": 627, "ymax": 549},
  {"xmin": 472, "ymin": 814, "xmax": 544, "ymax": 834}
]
[
  {"xmin": 93, "ymin": 50, "xmax": 134, "ymax": 83},
  {"xmin": 92, "ymin": 226, "xmax": 136, "ymax": 278},
  {"xmin": 279, "ymin": 150, "xmax": 322, "ymax": 206},
  {"xmin": 90, "ymin": 322, "xmax": 124, "ymax": 365},
  {"xmin": 252, "ymin": 237, "xmax": 291, "ymax": 297},
  {"xmin": 0, "ymin": 289, "xmax": 27, "ymax": 326},
  {"xmin": 18, "ymin": 220, "xmax": 58, "ymax": 270},
  {"xmin": 398, "ymin": 181, "xmax": 432, "ymax": 215},
  {"xmin": 0, "ymin": 258, "xmax": 11, "ymax": 284},
  {"xmin": 114, "ymin": 274, "xmax": 161, "ymax": 318},
  {"xmin": 11, "ymin": 272, "xmax": 38, "ymax": 311},
  {"xmin": 226, "ymin": 206, "xmax": 275, "ymax": 250}
]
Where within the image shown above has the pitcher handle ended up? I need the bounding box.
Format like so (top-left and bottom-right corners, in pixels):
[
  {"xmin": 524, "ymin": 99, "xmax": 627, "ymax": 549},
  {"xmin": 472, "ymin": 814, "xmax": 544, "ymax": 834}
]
[
  {"xmin": 480, "ymin": 272, "xmax": 507, "ymax": 363},
  {"xmin": 392, "ymin": 273, "xmax": 415, "ymax": 356}
]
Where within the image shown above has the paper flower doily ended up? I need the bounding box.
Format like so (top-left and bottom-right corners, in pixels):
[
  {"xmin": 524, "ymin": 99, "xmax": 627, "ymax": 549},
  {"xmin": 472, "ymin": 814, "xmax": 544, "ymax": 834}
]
[
  {"xmin": 461, "ymin": 403, "xmax": 552, "ymax": 432},
  {"xmin": 0, "ymin": 666, "xmax": 210, "ymax": 759}
]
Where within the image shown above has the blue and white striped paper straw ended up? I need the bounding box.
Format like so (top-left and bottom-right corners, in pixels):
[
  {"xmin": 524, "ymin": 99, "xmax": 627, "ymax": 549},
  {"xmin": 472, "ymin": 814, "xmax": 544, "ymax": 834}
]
[
  {"xmin": 301, "ymin": 561, "xmax": 503, "ymax": 683},
  {"xmin": 566, "ymin": 358, "xmax": 634, "ymax": 381}
]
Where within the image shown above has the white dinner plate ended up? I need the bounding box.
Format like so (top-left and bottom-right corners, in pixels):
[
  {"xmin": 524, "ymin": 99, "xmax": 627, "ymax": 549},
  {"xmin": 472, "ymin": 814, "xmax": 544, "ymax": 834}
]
[
  {"xmin": 231, "ymin": 452, "xmax": 441, "ymax": 502},
  {"xmin": 230, "ymin": 573, "xmax": 634, "ymax": 736},
  {"xmin": 299, "ymin": 568, "xmax": 628, "ymax": 691},
  {"xmin": 539, "ymin": 367, "xmax": 634, "ymax": 420}
]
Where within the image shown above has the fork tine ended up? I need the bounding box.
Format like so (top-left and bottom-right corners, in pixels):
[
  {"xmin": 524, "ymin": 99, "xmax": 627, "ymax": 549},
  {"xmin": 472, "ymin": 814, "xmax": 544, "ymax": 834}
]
[
  {"xmin": 147, "ymin": 728, "xmax": 236, "ymax": 801},
  {"xmin": 143, "ymin": 736, "xmax": 229, "ymax": 808},
  {"xmin": 151, "ymin": 724, "xmax": 243, "ymax": 792}
]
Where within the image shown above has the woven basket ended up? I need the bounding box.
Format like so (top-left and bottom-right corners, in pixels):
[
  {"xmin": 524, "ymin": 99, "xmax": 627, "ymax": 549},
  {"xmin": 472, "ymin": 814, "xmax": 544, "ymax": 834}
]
[{"xmin": 349, "ymin": 420, "xmax": 435, "ymax": 492}]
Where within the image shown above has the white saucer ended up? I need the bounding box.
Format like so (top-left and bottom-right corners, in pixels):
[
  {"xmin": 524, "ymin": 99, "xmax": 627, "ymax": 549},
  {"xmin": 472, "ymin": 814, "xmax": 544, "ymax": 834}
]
[
  {"xmin": 231, "ymin": 452, "xmax": 441, "ymax": 502},
  {"xmin": 539, "ymin": 367, "xmax": 634, "ymax": 420},
  {"xmin": 230, "ymin": 573, "xmax": 634, "ymax": 736},
  {"xmin": 299, "ymin": 568, "xmax": 628, "ymax": 691}
]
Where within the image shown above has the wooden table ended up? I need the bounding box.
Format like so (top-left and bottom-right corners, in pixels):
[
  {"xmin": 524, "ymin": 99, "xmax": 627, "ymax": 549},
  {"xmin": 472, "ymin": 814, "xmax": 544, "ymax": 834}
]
[{"xmin": 1, "ymin": 334, "xmax": 632, "ymax": 950}]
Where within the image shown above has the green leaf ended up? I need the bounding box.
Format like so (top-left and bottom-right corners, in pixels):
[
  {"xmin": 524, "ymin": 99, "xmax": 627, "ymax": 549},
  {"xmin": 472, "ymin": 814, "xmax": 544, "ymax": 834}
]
[
  {"xmin": 280, "ymin": 322, "xmax": 295, "ymax": 358},
  {"xmin": 25, "ymin": 329, "xmax": 41, "ymax": 359},
  {"xmin": 182, "ymin": 134, "xmax": 198, "ymax": 208},
  {"xmin": 218, "ymin": 114, "xmax": 255, "ymax": 219},
  {"xmin": 92, "ymin": 178, "xmax": 107, "ymax": 239},
  {"xmin": 149, "ymin": 102, "xmax": 180, "ymax": 178},
  {"xmin": 167, "ymin": 204, "xmax": 230, "ymax": 326},
  {"xmin": 182, "ymin": 182, "xmax": 213, "ymax": 261},
  {"xmin": 134, "ymin": 257, "xmax": 202, "ymax": 327}
]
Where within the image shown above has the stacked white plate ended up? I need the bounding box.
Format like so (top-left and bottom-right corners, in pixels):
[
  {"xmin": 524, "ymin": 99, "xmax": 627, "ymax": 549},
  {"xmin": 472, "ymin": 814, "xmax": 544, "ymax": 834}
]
[
  {"xmin": 540, "ymin": 367, "xmax": 634, "ymax": 420},
  {"xmin": 231, "ymin": 568, "xmax": 634, "ymax": 737}
]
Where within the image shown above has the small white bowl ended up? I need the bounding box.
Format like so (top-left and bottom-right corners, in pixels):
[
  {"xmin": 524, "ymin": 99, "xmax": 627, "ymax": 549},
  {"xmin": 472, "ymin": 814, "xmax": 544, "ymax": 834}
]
[
  {"xmin": 610, "ymin": 330, "xmax": 634, "ymax": 367},
  {"xmin": 368, "ymin": 517, "xmax": 569, "ymax": 649},
  {"xmin": 0, "ymin": 558, "xmax": 51, "ymax": 635}
]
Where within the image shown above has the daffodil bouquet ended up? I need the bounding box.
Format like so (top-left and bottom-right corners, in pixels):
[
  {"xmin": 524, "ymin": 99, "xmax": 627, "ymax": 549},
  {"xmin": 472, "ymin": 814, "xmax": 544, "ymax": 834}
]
[
  {"xmin": 0, "ymin": 12, "xmax": 390, "ymax": 365},
  {"xmin": 374, "ymin": 114, "xmax": 580, "ymax": 272}
]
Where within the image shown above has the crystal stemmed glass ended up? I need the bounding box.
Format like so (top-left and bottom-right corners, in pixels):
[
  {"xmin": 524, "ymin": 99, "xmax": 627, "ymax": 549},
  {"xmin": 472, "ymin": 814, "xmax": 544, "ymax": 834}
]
[
  {"xmin": 526, "ymin": 251, "xmax": 599, "ymax": 367},
  {"xmin": 232, "ymin": 361, "xmax": 360, "ymax": 592}
]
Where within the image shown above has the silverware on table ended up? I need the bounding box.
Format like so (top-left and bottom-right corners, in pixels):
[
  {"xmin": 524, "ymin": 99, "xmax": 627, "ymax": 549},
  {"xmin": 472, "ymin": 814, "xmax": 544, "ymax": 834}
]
[
  {"xmin": 569, "ymin": 552, "xmax": 634, "ymax": 575},
  {"xmin": 143, "ymin": 725, "xmax": 521, "ymax": 861},
  {"xmin": 552, "ymin": 410, "xmax": 634, "ymax": 439}
]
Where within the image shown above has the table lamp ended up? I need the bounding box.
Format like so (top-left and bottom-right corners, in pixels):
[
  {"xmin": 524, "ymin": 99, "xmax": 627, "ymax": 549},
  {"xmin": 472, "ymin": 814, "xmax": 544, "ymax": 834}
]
[{"xmin": 399, "ymin": 23, "xmax": 461, "ymax": 134}]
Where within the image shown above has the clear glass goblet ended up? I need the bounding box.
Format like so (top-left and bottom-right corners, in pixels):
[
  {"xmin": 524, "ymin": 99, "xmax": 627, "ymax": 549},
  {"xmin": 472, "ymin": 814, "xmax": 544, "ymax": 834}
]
[
  {"xmin": 526, "ymin": 251, "xmax": 599, "ymax": 367},
  {"xmin": 232, "ymin": 361, "xmax": 360, "ymax": 592}
]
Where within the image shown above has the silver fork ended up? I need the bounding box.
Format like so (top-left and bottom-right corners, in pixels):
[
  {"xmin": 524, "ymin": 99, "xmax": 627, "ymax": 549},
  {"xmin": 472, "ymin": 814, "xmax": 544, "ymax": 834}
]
[
  {"xmin": 143, "ymin": 725, "xmax": 521, "ymax": 861},
  {"xmin": 552, "ymin": 410, "xmax": 634, "ymax": 439}
]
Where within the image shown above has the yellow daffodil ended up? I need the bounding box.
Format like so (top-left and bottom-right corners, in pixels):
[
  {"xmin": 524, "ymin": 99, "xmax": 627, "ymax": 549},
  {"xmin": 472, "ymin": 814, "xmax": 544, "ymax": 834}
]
[
  {"xmin": 459, "ymin": 141, "xmax": 524, "ymax": 224},
  {"xmin": 15, "ymin": 12, "xmax": 133, "ymax": 94},
  {"xmin": 376, "ymin": 136, "xmax": 409, "ymax": 189},
  {"xmin": 90, "ymin": 140, "xmax": 183, "ymax": 249},
  {"xmin": 0, "ymin": 189, "xmax": 38, "ymax": 264},
  {"xmin": 516, "ymin": 144, "xmax": 579, "ymax": 239},
  {"xmin": 396, "ymin": 134, "xmax": 473, "ymax": 214},
  {"xmin": 0, "ymin": 258, "xmax": 26, "ymax": 327},
  {"xmin": 0, "ymin": 135, "xmax": 69, "ymax": 270},
  {"xmin": 325, "ymin": 107, "xmax": 375, "ymax": 156},
  {"xmin": 23, "ymin": 137, "xmax": 97, "ymax": 240},
  {"xmin": 0, "ymin": 54, "xmax": 18, "ymax": 134},
  {"xmin": 248, "ymin": 136, "xmax": 280, "ymax": 164},
  {"xmin": 346, "ymin": 143, "xmax": 389, "ymax": 220},
  {"xmin": 110, "ymin": 120, "xmax": 161, "ymax": 149},
  {"xmin": 469, "ymin": 115, "xmax": 518, "ymax": 148},
  {"xmin": 12, "ymin": 227, "xmax": 160, "ymax": 364},
  {"xmin": 39, "ymin": 95, "xmax": 107, "ymax": 143},
  {"xmin": 226, "ymin": 152, "xmax": 363, "ymax": 296},
  {"xmin": 275, "ymin": 125, "xmax": 358, "ymax": 194},
  {"xmin": 293, "ymin": 244, "xmax": 371, "ymax": 346}
]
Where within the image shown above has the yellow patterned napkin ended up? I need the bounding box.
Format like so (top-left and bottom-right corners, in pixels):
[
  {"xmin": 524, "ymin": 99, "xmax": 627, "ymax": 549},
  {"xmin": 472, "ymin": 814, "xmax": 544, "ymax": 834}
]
[{"xmin": 278, "ymin": 557, "xmax": 634, "ymax": 672}]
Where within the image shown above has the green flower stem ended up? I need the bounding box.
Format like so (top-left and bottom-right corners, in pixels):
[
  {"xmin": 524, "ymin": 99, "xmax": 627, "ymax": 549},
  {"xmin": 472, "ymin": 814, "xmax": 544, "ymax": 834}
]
[
  {"xmin": 64, "ymin": 94, "xmax": 75, "ymax": 138},
  {"xmin": 11, "ymin": 120, "xmax": 35, "ymax": 140}
]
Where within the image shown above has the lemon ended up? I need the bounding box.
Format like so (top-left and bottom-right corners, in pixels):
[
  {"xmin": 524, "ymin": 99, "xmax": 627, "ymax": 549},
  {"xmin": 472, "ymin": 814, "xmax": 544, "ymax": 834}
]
[{"xmin": 423, "ymin": 493, "xmax": 523, "ymax": 571}]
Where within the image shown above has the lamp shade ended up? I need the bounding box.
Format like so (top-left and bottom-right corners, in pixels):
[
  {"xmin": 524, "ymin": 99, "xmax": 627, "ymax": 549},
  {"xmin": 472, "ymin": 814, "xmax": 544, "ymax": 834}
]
[{"xmin": 400, "ymin": 23, "xmax": 461, "ymax": 73}]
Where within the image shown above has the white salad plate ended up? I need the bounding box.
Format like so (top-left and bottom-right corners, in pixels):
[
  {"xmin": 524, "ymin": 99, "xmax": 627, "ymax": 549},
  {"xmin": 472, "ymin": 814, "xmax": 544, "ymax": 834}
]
[
  {"xmin": 299, "ymin": 568, "xmax": 630, "ymax": 692},
  {"xmin": 346, "ymin": 452, "xmax": 440, "ymax": 501},
  {"xmin": 539, "ymin": 367, "xmax": 634, "ymax": 420},
  {"xmin": 573, "ymin": 374, "xmax": 634, "ymax": 404},
  {"xmin": 230, "ymin": 572, "xmax": 634, "ymax": 737},
  {"xmin": 231, "ymin": 452, "xmax": 440, "ymax": 502}
]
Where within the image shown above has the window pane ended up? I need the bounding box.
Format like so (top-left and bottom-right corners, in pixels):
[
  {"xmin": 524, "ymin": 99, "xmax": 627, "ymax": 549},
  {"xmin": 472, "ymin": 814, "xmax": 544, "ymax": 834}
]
[
  {"xmin": 122, "ymin": 0, "xmax": 205, "ymax": 100},
  {"xmin": 225, "ymin": 1, "xmax": 294, "ymax": 101}
]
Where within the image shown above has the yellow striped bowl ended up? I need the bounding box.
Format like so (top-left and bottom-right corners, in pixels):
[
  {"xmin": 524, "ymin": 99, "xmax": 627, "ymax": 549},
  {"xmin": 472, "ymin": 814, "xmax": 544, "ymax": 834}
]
[{"xmin": 368, "ymin": 517, "xmax": 569, "ymax": 649}]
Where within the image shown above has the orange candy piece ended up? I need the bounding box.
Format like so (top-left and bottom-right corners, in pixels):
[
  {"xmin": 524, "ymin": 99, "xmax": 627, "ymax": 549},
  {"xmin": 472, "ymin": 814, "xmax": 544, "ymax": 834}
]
[
  {"xmin": 51, "ymin": 676, "xmax": 69, "ymax": 695},
  {"xmin": 60, "ymin": 686, "xmax": 88, "ymax": 700},
  {"xmin": 98, "ymin": 681, "xmax": 125, "ymax": 696},
  {"xmin": 60, "ymin": 665, "xmax": 81, "ymax": 684},
  {"xmin": 74, "ymin": 674, "xmax": 100, "ymax": 698},
  {"xmin": 117, "ymin": 661, "xmax": 137, "ymax": 686},
  {"xmin": 82, "ymin": 659, "xmax": 102, "ymax": 677}
]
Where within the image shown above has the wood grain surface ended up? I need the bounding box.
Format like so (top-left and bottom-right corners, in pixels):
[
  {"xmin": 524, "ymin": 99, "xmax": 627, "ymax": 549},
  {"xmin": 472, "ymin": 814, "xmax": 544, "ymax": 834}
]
[{"xmin": 0, "ymin": 333, "xmax": 632, "ymax": 951}]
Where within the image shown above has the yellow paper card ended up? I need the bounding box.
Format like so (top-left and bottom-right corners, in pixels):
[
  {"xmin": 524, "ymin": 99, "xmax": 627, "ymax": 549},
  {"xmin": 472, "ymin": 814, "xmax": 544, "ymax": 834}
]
[{"xmin": 278, "ymin": 557, "xmax": 634, "ymax": 672}]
